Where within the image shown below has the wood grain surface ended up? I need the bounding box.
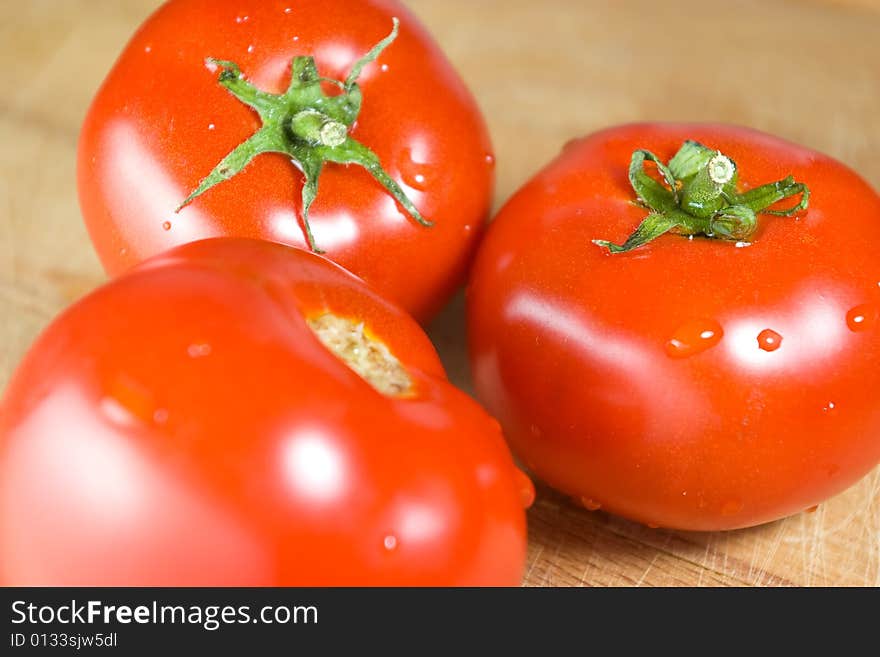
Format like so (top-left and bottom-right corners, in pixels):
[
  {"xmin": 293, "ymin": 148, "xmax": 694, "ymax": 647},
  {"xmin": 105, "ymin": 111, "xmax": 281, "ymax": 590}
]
[{"xmin": 1, "ymin": 0, "xmax": 879, "ymax": 586}]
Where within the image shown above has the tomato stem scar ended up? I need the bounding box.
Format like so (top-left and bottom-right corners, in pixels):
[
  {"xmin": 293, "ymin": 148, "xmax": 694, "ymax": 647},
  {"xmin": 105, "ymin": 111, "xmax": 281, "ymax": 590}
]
[
  {"xmin": 593, "ymin": 140, "xmax": 810, "ymax": 253},
  {"xmin": 176, "ymin": 18, "xmax": 432, "ymax": 254},
  {"xmin": 307, "ymin": 313, "xmax": 413, "ymax": 397}
]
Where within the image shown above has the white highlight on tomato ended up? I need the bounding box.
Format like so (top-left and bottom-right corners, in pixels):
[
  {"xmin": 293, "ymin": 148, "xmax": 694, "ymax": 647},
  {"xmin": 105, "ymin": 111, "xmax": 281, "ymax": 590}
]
[{"xmin": 282, "ymin": 430, "xmax": 348, "ymax": 503}]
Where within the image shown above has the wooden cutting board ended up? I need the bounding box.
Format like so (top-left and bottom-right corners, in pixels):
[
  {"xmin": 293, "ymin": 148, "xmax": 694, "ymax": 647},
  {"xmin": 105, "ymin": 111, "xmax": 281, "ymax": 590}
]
[{"xmin": 1, "ymin": 0, "xmax": 878, "ymax": 586}]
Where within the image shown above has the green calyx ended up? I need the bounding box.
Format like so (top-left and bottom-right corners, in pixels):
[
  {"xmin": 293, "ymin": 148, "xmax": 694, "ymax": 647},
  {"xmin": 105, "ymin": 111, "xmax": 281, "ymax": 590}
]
[
  {"xmin": 593, "ymin": 140, "xmax": 810, "ymax": 253},
  {"xmin": 176, "ymin": 17, "xmax": 431, "ymax": 253}
]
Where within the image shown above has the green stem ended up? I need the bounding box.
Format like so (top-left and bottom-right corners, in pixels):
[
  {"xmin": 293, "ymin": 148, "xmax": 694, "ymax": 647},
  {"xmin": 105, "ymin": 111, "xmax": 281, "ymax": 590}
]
[
  {"xmin": 594, "ymin": 140, "xmax": 809, "ymax": 253},
  {"xmin": 679, "ymin": 152, "xmax": 736, "ymax": 218},
  {"xmin": 176, "ymin": 17, "xmax": 429, "ymax": 254},
  {"xmin": 288, "ymin": 110, "xmax": 348, "ymax": 147}
]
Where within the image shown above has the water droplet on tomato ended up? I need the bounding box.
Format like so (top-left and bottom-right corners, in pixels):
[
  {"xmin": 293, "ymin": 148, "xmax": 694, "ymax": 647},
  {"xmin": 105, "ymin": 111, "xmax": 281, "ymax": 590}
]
[
  {"xmin": 292, "ymin": 36, "xmax": 299, "ymax": 42},
  {"xmin": 646, "ymin": 522, "xmax": 660, "ymax": 529},
  {"xmin": 144, "ymin": 45, "xmax": 152, "ymax": 54},
  {"xmin": 665, "ymin": 319, "xmax": 724, "ymax": 358},
  {"xmin": 102, "ymin": 376, "xmax": 156, "ymax": 426},
  {"xmin": 757, "ymin": 328, "xmax": 783, "ymax": 352},
  {"xmin": 516, "ymin": 469, "xmax": 536, "ymax": 508},
  {"xmin": 247, "ymin": 44, "xmax": 255, "ymax": 53},
  {"xmin": 187, "ymin": 343, "xmax": 212, "ymax": 358},
  {"xmin": 846, "ymin": 303, "xmax": 877, "ymax": 332},
  {"xmin": 380, "ymin": 63, "xmax": 389, "ymax": 72},
  {"xmin": 383, "ymin": 535, "xmax": 398, "ymax": 551},
  {"xmin": 284, "ymin": 7, "xmax": 292, "ymax": 14},
  {"xmin": 822, "ymin": 401, "xmax": 836, "ymax": 412},
  {"xmin": 485, "ymin": 153, "xmax": 495, "ymax": 167},
  {"xmin": 805, "ymin": 505, "xmax": 819, "ymax": 514},
  {"xmin": 101, "ymin": 397, "xmax": 135, "ymax": 426},
  {"xmin": 162, "ymin": 221, "xmax": 172, "ymax": 231},
  {"xmin": 397, "ymin": 148, "xmax": 432, "ymax": 191},
  {"xmin": 463, "ymin": 224, "xmax": 473, "ymax": 233},
  {"xmin": 235, "ymin": 14, "xmax": 249, "ymax": 23},
  {"xmin": 580, "ymin": 497, "xmax": 602, "ymax": 511},
  {"xmin": 207, "ymin": 123, "xmax": 216, "ymax": 131},
  {"xmin": 720, "ymin": 499, "xmax": 743, "ymax": 516}
]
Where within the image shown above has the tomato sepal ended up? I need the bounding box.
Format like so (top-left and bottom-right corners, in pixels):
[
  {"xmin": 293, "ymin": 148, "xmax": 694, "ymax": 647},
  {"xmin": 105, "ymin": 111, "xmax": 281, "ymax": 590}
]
[
  {"xmin": 593, "ymin": 140, "xmax": 810, "ymax": 253},
  {"xmin": 176, "ymin": 17, "xmax": 431, "ymax": 254}
]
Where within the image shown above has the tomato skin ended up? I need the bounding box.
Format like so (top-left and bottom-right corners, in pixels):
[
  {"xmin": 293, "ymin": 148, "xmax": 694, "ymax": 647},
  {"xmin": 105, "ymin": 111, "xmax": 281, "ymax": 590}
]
[
  {"xmin": 77, "ymin": 0, "xmax": 493, "ymax": 323},
  {"xmin": 467, "ymin": 123, "xmax": 880, "ymax": 531},
  {"xmin": 0, "ymin": 239, "xmax": 528, "ymax": 585}
]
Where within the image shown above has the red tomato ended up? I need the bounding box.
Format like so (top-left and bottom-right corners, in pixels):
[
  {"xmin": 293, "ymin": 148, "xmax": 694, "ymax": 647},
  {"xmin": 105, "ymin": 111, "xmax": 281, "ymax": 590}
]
[
  {"xmin": 467, "ymin": 123, "xmax": 880, "ymax": 531},
  {"xmin": 77, "ymin": 0, "xmax": 494, "ymax": 323},
  {"xmin": 0, "ymin": 239, "xmax": 530, "ymax": 585}
]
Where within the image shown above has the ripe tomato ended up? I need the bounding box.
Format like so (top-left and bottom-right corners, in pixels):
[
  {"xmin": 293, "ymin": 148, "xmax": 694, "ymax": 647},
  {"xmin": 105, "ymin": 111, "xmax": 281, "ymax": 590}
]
[
  {"xmin": 467, "ymin": 123, "xmax": 880, "ymax": 531},
  {"xmin": 0, "ymin": 239, "xmax": 530, "ymax": 585},
  {"xmin": 77, "ymin": 0, "xmax": 494, "ymax": 323}
]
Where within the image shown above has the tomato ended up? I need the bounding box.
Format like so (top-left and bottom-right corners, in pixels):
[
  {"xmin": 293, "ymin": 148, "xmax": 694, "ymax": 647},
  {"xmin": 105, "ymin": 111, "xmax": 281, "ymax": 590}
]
[
  {"xmin": 0, "ymin": 238, "xmax": 530, "ymax": 585},
  {"xmin": 467, "ymin": 122, "xmax": 880, "ymax": 531},
  {"xmin": 77, "ymin": 0, "xmax": 494, "ymax": 323}
]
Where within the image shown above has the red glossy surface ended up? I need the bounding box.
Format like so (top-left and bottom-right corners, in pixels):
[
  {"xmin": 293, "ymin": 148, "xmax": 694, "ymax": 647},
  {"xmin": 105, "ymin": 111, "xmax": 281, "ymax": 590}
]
[
  {"xmin": 468, "ymin": 123, "xmax": 880, "ymax": 531},
  {"xmin": 0, "ymin": 239, "xmax": 529, "ymax": 585},
  {"xmin": 77, "ymin": 0, "xmax": 494, "ymax": 323}
]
